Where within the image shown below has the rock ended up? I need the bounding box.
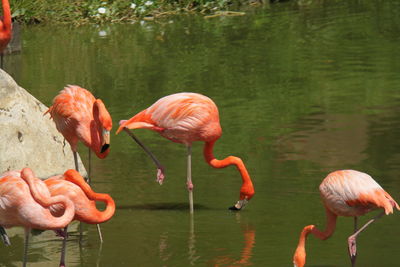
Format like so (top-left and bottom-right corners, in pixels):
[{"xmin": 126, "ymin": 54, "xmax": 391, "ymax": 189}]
[{"xmin": 0, "ymin": 69, "xmax": 87, "ymax": 178}]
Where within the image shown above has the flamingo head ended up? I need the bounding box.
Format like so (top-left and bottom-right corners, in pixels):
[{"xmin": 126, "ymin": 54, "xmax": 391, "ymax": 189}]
[
  {"xmin": 93, "ymin": 99, "xmax": 112, "ymax": 159},
  {"xmin": 229, "ymin": 182, "xmax": 255, "ymax": 210},
  {"xmin": 293, "ymin": 246, "xmax": 306, "ymax": 267},
  {"xmin": 116, "ymin": 120, "xmax": 128, "ymax": 134}
]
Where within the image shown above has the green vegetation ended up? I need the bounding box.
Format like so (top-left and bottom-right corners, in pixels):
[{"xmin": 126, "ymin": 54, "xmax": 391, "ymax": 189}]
[{"xmin": 10, "ymin": 0, "xmax": 259, "ymax": 24}]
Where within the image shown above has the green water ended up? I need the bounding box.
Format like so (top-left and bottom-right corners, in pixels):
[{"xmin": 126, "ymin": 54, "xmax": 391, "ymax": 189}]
[{"xmin": 3, "ymin": 1, "xmax": 400, "ymax": 266}]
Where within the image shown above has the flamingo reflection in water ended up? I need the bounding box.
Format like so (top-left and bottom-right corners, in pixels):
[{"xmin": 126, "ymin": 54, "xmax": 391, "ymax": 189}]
[
  {"xmin": 208, "ymin": 214, "xmax": 255, "ymax": 266},
  {"xmin": 157, "ymin": 213, "xmax": 255, "ymax": 266}
]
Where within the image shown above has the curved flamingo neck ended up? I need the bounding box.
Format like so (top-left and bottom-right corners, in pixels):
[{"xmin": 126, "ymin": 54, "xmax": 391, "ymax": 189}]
[
  {"xmin": 93, "ymin": 99, "xmax": 112, "ymax": 130},
  {"xmin": 19, "ymin": 168, "xmax": 75, "ymax": 229},
  {"xmin": 293, "ymin": 208, "xmax": 337, "ymax": 267},
  {"xmin": 90, "ymin": 193, "xmax": 115, "ymax": 223},
  {"xmin": 1, "ymin": 0, "xmax": 11, "ymax": 32},
  {"xmin": 203, "ymin": 141, "xmax": 254, "ymax": 200},
  {"xmin": 91, "ymin": 99, "xmax": 111, "ymax": 158},
  {"xmin": 64, "ymin": 170, "xmax": 115, "ymax": 223}
]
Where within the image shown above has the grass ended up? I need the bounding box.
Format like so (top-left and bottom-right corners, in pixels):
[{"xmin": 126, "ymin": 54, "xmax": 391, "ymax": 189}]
[{"xmin": 9, "ymin": 0, "xmax": 262, "ymax": 25}]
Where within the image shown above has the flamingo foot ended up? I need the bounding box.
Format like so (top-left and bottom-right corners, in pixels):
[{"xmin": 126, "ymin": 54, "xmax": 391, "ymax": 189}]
[
  {"xmin": 0, "ymin": 230, "xmax": 10, "ymax": 246},
  {"xmin": 229, "ymin": 199, "xmax": 248, "ymax": 211},
  {"xmin": 157, "ymin": 168, "xmax": 165, "ymax": 185},
  {"xmin": 54, "ymin": 229, "xmax": 68, "ymax": 239},
  {"xmin": 348, "ymin": 235, "xmax": 357, "ymax": 262}
]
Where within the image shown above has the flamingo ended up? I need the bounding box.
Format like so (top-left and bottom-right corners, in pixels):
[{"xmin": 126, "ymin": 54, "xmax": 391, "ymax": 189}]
[
  {"xmin": 116, "ymin": 92, "xmax": 255, "ymax": 213},
  {"xmin": 0, "ymin": 0, "xmax": 12, "ymax": 242},
  {"xmin": 0, "ymin": 168, "xmax": 75, "ymax": 267},
  {"xmin": 293, "ymin": 170, "xmax": 399, "ymax": 267},
  {"xmin": 44, "ymin": 169, "xmax": 115, "ymax": 267},
  {"xmin": 45, "ymin": 85, "xmax": 112, "ymax": 242},
  {"xmin": 45, "ymin": 85, "xmax": 112, "ymax": 178},
  {"xmin": 0, "ymin": 0, "xmax": 11, "ymax": 68}
]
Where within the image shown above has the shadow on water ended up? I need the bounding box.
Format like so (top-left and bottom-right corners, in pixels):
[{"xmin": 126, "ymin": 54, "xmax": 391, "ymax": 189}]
[{"xmin": 117, "ymin": 202, "xmax": 210, "ymax": 211}]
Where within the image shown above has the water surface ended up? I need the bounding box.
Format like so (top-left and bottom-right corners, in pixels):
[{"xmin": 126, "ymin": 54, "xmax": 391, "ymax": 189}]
[{"xmin": 3, "ymin": 1, "xmax": 400, "ymax": 266}]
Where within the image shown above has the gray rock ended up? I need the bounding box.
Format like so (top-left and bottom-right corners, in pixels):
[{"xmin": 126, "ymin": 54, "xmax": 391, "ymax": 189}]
[{"xmin": 0, "ymin": 69, "xmax": 87, "ymax": 179}]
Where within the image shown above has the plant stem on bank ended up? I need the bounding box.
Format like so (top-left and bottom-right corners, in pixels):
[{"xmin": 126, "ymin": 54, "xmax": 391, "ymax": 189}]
[{"xmin": 9, "ymin": 0, "xmax": 265, "ymax": 25}]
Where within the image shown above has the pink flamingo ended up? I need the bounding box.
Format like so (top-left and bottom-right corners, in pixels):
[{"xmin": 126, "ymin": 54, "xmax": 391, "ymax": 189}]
[
  {"xmin": 45, "ymin": 85, "xmax": 112, "ymax": 241},
  {"xmin": 116, "ymin": 92, "xmax": 255, "ymax": 213},
  {"xmin": 45, "ymin": 85, "xmax": 112, "ymax": 181},
  {"xmin": 44, "ymin": 169, "xmax": 115, "ymax": 267},
  {"xmin": 0, "ymin": 0, "xmax": 11, "ymax": 68},
  {"xmin": 0, "ymin": 168, "xmax": 75, "ymax": 267},
  {"xmin": 0, "ymin": 0, "xmax": 12, "ymax": 241},
  {"xmin": 293, "ymin": 170, "xmax": 399, "ymax": 267}
]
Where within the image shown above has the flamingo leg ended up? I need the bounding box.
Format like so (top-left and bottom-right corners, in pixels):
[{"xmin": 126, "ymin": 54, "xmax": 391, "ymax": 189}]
[
  {"xmin": 96, "ymin": 224, "xmax": 104, "ymax": 243},
  {"xmin": 353, "ymin": 217, "xmax": 358, "ymax": 232},
  {"xmin": 0, "ymin": 226, "xmax": 10, "ymax": 246},
  {"xmin": 348, "ymin": 211, "xmax": 385, "ymax": 265},
  {"xmin": 187, "ymin": 145, "xmax": 194, "ymax": 214},
  {"xmin": 23, "ymin": 228, "xmax": 30, "ymax": 267},
  {"xmin": 73, "ymin": 151, "xmax": 79, "ymax": 173},
  {"xmin": 188, "ymin": 213, "xmax": 197, "ymax": 264},
  {"xmin": 351, "ymin": 217, "xmax": 358, "ymax": 267},
  {"xmin": 88, "ymin": 148, "xmax": 104, "ymax": 243},
  {"xmin": 88, "ymin": 148, "xmax": 91, "ymax": 184},
  {"xmin": 74, "ymin": 149, "xmax": 85, "ymax": 241},
  {"xmin": 123, "ymin": 128, "xmax": 165, "ymax": 184},
  {"xmin": 60, "ymin": 226, "xmax": 68, "ymax": 267}
]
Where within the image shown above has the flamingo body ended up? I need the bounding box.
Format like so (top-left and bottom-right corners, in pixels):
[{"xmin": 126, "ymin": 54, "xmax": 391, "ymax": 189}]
[
  {"xmin": 0, "ymin": 168, "xmax": 75, "ymax": 266},
  {"xmin": 46, "ymin": 85, "xmax": 112, "ymax": 159},
  {"xmin": 44, "ymin": 169, "xmax": 115, "ymax": 225},
  {"xmin": 293, "ymin": 170, "xmax": 399, "ymax": 267},
  {"xmin": 119, "ymin": 92, "xmax": 222, "ymax": 144},
  {"xmin": 117, "ymin": 92, "xmax": 254, "ymax": 211},
  {"xmin": 320, "ymin": 170, "xmax": 397, "ymax": 217},
  {"xmin": 0, "ymin": 168, "xmax": 75, "ymax": 230},
  {"xmin": 0, "ymin": 0, "xmax": 11, "ymax": 55}
]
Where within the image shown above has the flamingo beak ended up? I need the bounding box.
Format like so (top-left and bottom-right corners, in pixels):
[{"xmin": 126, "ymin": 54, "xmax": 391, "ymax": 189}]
[
  {"xmin": 228, "ymin": 199, "xmax": 249, "ymax": 211},
  {"xmin": 116, "ymin": 120, "xmax": 128, "ymax": 134},
  {"xmin": 101, "ymin": 129, "xmax": 110, "ymax": 153}
]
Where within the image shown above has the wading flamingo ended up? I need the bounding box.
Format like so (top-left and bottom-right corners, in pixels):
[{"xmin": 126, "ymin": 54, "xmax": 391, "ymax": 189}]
[
  {"xmin": 45, "ymin": 85, "xmax": 112, "ymax": 179},
  {"xmin": 0, "ymin": 168, "xmax": 75, "ymax": 267},
  {"xmin": 0, "ymin": 0, "xmax": 11, "ymax": 68},
  {"xmin": 116, "ymin": 92, "xmax": 255, "ymax": 213},
  {"xmin": 293, "ymin": 170, "xmax": 399, "ymax": 267},
  {"xmin": 45, "ymin": 85, "xmax": 112, "ymax": 241},
  {"xmin": 44, "ymin": 169, "xmax": 115, "ymax": 267}
]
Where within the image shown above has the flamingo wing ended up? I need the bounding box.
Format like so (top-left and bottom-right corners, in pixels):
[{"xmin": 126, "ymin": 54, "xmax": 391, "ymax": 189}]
[
  {"xmin": 46, "ymin": 86, "xmax": 95, "ymax": 142},
  {"xmin": 320, "ymin": 170, "xmax": 399, "ymax": 216},
  {"xmin": 119, "ymin": 92, "xmax": 222, "ymax": 144},
  {"xmin": 148, "ymin": 93, "xmax": 219, "ymax": 129}
]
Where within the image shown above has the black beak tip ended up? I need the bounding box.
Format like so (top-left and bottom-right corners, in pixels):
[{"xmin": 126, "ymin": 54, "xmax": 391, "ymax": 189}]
[
  {"xmin": 228, "ymin": 205, "xmax": 241, "ymax": 211},
  {"xmin": 101, "ymin": 144, "xmax": 110, "ymax": 153}
]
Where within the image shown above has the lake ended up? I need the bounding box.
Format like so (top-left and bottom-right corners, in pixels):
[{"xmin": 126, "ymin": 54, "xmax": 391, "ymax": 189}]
[{"xmin": 2, "ymin": 0, "xmax": 400, "ymax": 266}]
